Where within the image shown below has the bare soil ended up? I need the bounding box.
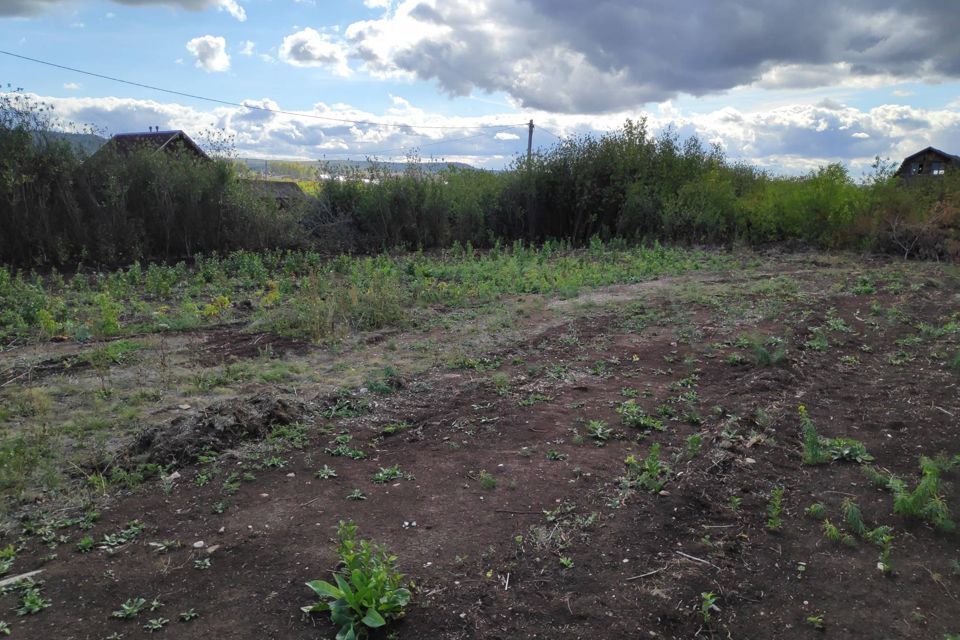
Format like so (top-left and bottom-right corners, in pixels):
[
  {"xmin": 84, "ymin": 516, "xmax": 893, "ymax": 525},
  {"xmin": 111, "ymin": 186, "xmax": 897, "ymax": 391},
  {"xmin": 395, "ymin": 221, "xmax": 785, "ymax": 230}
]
[{"xmin": 2, "ymin": 255, "xmax": 959, "ymax": 639}]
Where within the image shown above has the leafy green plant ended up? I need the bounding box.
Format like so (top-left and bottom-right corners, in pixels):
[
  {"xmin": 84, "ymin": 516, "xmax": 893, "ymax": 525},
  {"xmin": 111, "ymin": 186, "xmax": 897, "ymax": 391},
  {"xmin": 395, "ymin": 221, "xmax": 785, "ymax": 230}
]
[
  {"xmin": 112, "ymin": 597, "xmax": 147, "ymax": 619},
  {"xmin": 179, "ymin": 609, "xmax": 200, "ymax": 622},
  {"xmin": 0, "ymin": 621, "xmax": 9, "ymax": 635},
  {"xmin": 194, "ymin": 558, "xmax": 211, "ymax": 570},
  {"xmin": 799, "ymin": 406, "xmax": 872, "ymax": 464},
  {"xmin": 624, "ymin": 444, "xmax": 670, "ymax": 493},
  {"xmin": 841, "ymin": 499, "xmax": 866, "ymax": 536},
  {"xmin": 766, "ymin": 487, "xmax": 785, "ymax": 531},
  {"xmin": 17, "ymin": 587, "xmax": 51, "ymax": 616},
  {"xmin": 546, "ymin": 449, "xmax": 568, "ymax": 461},
  {"xmin": 302, "ymin": 521, "xmax": 411, "ymax": 640},
  {"xmin": 805, "ymin": 503, "xmax": 826, "ymax": 520},
  {"xmin": 585, "ymin": 419, "xmax": 612, "ymax": 444},
  {"xmin": 372, "ymin": 465, "xmax": 409, "ymax": 484},
  {"xmin": 315, "ymin": 465, "xmax": 338, "ymax": 479},
  {"xmin": 806, "ymin": 614, "xmax": 825, "ymax": 630},
  {"xmin": 347, "ymin": 489, "xmax": 367, "ymax": 501},
  {"xmin": 728, "ymin": 496, "xmax": 742, "ymax": 512},
  {"xmin": 478, "ymin": 470, "xmax": 497, "ymax": 490},
  {"xmin": 143, "ymin": 617, "xmax": 169, "ymax": 632},
  {"xmin": 617, "ymin": 400, "xmax": 664, "ymax": 430},
  {"xmin": 700, "ymin": 591, "xmax": 718, "ymax": 624}
]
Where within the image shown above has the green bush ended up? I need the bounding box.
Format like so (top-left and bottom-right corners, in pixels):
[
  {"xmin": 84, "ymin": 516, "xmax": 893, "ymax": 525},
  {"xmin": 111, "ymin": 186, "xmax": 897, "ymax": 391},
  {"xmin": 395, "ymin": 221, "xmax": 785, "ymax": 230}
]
[{"xmin": 302, "ymin": 521, "xmax": 411, "ymax": 640}]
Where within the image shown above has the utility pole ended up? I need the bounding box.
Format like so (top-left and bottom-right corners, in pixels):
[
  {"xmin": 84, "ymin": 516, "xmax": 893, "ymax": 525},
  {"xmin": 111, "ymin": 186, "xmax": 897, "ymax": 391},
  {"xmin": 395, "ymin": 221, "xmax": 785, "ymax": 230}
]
[{"xmin": 527, "ymin": 119, "xmax": 534, "ymax": 163}]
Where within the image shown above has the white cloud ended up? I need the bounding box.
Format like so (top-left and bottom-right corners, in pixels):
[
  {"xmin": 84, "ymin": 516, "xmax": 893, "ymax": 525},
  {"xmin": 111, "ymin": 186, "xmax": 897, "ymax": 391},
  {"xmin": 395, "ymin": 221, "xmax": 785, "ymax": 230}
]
[
  {"xmin": 214, "ymin": 0, "xmax": 244, "ymax": 21},
  {"xmin": 239, "ymin": 40, "xmax": 255, "ymax": 56},
  {"xmin": 279, "ymin": 28, "xmax": 351, "ymax": 76},
  {"xmin": 63, "ymin": 82, "xmax": 81, "ymax": 90},
  {"xmin": 186, "ymin": 35, "xmax": 231, "ymax": 73},
  {"xmin": 16, "ymin": 90, "xmax": 960, "ymax": 175}
]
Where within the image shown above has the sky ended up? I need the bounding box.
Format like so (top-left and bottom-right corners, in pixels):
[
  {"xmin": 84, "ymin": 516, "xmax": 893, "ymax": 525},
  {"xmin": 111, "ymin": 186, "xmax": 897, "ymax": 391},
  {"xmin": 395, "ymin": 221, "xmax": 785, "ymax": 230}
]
[{"xmin": 2, "ymin": 0, "xmax": 960, "ymax": 174}]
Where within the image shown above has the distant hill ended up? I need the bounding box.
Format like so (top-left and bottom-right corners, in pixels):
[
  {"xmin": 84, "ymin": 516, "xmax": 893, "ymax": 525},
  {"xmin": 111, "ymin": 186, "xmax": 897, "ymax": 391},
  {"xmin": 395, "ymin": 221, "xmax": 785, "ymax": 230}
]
[
  {"xmin": 35, "ymin": 131, "xmax": 108, "ymax": 157},
  {"xmin": 238, "ymin": 158, "xmax": 476, "ymax": 179}
]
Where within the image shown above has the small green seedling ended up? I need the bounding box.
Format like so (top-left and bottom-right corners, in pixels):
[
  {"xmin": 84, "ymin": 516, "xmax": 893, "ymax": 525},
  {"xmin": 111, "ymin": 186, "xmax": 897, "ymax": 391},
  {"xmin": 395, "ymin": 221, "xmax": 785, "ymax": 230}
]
[
  {"xmin": 194, "ymin": 558, "xmax": 211, "ymax": 570},
  {"xmin": 766, "ymin": 487, "xmax": 785, "ymax": 531},
  {"xmin": 347, "ymin": 489, "xmax": 367, "ymax": 501},
  {"xmin": 143, "ymin": 617, "xmax": 169, "ymax": 632},
  {"xmin": 700, "ymin": 591, "xmax": 718, "ymax": 624},
  {"xmin": 805, "ymin": 503, "xmax": 826, "ymax": 520},
  {"xmin": 17, "ymin": 588, "xmax": 51, "ymax": 616},
  {"xmin": 179, "ymin": 608, "xmax": 200, "ymax": 622},
  {"xmin": 806, "ymin": 614, "xmax": 824, "ymax": 630}
]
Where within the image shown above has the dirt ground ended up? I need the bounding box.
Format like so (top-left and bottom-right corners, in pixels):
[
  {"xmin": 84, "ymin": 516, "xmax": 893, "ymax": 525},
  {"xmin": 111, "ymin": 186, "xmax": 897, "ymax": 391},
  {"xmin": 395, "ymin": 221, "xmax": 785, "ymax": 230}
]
[{"xmin": 1, "ymin": 252, "xmax": 959, "ymax": 639}]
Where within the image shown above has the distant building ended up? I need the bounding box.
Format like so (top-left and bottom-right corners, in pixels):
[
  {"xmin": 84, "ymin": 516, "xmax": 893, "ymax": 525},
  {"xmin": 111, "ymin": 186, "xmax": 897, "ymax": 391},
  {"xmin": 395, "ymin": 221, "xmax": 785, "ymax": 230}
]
[
  {"xmin": 88, "ymin": 129, "xmax": 210, "ymax": 163},
  {"xmin": 895, "ymin": 146, "xmax": 960, "ymax": 177},
  {"xmin": 243, "ymin": 178, "xmax": 307, "ymax": 209}
]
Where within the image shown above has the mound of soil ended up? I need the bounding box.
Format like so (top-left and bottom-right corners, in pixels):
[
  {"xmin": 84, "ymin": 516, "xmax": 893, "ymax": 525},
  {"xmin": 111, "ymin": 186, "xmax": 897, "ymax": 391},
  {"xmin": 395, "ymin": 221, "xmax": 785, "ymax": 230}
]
[{"xmin": 128, "ymin": 393, "xmax": 304, "ymax": 465}]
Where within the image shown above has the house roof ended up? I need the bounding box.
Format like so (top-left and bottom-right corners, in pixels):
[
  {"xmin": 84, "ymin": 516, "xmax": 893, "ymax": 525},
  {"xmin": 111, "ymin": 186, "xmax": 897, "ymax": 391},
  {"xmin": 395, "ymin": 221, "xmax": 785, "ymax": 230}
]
[
  {"xmin": 896, "ymin": 146, "xmax": 960, "ymax": 175},
  {"xmin": 90, "ymin": 130, "xmax": 210, "ymax": 162},
  {"xmin": 244, "ymin": 179, "xmax": 307, "ymax": 200}
]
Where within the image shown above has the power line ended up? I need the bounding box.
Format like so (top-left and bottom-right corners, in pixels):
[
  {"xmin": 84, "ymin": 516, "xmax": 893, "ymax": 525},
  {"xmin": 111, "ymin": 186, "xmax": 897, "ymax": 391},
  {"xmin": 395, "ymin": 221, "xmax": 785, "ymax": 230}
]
[
  {"xmin": 539, "ymin": 125, "xmax": 564, "ymax": 141},
  {"xmin": 0, "ymin": 49, "xmax": 529, "ymax": 132}
]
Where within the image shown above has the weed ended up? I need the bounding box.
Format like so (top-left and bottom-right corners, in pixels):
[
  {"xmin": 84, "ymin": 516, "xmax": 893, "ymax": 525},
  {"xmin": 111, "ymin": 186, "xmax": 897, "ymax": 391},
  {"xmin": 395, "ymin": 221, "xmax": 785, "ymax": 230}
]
[
  {"xmin": 683, "ymin": 433, "xmax": 703, "ymax": 459},
  {"xmin": 179, "ymin": 609, "xmax": 200, "ymax": 622},
  {"xmin": 194, "ymin": 558, "xmax": 211, "ymax": 570},
  {"xmin": 0, "ymin": 621, "xmax": 8, "ymax": 635},
  {"xmin": 17, "ymin": 587, "xmax": 51, "ymax": 616},
  {"xmin": 113, "ymin": 597, "xmax": 148, "ymax": 619},
  {"xmin": 799, "ymin": 406, "xmax": 872, "ymax": 464},
  {"xmin": 624, "ymin": 444, "xmax": 670, "ymax": 493},
  {"xmin": 728, "ymin": 496, "xmax": 742, "ymax": 512},
  {"xmin": 546, "ymin": 449, "xmax": 568, "ymax": 461},
  {"xmin": 380, "ymin": 422, "xmax": 413, "ymax": 437},
  {"xmin": 518, "ymin": 393, "xmax": 551, "ymax": 407},
  {"xmin": 804, "ymin": 503, "xmax": 827, "ymax": 520},
  {"xmin": 841, "ymin": 499, "xmax": 866, "ymax": 536},
  {"xmin": 373, "ymin": 465, "xmax": 410, "ymax": 484},
  {"xmin": 585, "ymin": 420, "xmax": 612, "ymax": 444},
  {"xmin": 617, "ymin": 400, "xmax": 665, "ymax": 431},
  {"xmin": 143, "ymin": 617, "xmax": 169, "ymax": 632},
  {"xmin": 491, "ymin": 372, "xmax": 510, "ymax": 396},
  {"xmin": 99, "ymin": 520, "xmax": 144, "ymax": 550},
  {"xmin": 303, "ymin": 521, "xmax": 410, "ymax": 640},
  {"xmin": 806, "ymin": 614, "xmax": 825, "ymax": 631},
  {"xmin": 478, "ymin": 470, "xmax": 497, "ymax": 490},
  {"xmin": 751, "ymin": 337, "xmax": 787, "ymax": 366},
  {"xmin": 315, "ymin": 465, "xmax": 338, "ymax": 479},
  {"xmin": 700, "ymin": 591, "xmax": 718, "ymax": 624},
  {"xmin": 149, "ymin": 540, "xmax": 180, "ymax": 554},
  {"xmin": 76, "ymin": 536, "xmax": 94, "ymax": 553},
  {"xmin": 347, "ymin": 489, "xmax": 367, "ymax": 501},
  {"xmin": 766, "ymin": 487, "xmax": 785, "ymax": 531},
  {"xmin": 889, "ymin": 456, "xmax": 957, "ymax": 532}
]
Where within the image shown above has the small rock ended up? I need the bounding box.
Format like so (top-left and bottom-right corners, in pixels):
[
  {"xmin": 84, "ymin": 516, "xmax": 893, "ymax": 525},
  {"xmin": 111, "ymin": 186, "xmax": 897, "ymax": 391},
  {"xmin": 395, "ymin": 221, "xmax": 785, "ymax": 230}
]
[
  {"xmin": 286, "ymin": 472, "xmax": 295, "ymax": 478},
  {"xmin": 744, "ymin": 457, "xmax": 756, "ymax": 464},
  {"xmin": 193, "ymin": 541, "xmax": 205, "ymax": 549},
  {"xmin": 178, "ymin": 404, "xmax": 191, "ymax": 410},
  {"xmin": 206, "ymin": 545, "xmax": 220, "ymax": 554},
  {"xmin": 164, "ymin": 471, "xmax": 181, "ymax": 482}
]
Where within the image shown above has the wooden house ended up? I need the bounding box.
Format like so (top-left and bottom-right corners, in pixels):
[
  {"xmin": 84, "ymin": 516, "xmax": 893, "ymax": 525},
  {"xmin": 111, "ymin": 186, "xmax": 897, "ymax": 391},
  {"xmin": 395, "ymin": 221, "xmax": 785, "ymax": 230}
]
[{"xmin": 895, "ymin": 147, "xmax": 960, "ymax": 178}]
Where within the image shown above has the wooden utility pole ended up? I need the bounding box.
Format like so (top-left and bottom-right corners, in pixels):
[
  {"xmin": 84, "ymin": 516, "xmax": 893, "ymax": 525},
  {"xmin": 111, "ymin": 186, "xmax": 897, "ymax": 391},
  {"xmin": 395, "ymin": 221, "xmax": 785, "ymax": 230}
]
[{"xmin": 527, "ymin": 119, "xmax": 534, "ymax": 163}]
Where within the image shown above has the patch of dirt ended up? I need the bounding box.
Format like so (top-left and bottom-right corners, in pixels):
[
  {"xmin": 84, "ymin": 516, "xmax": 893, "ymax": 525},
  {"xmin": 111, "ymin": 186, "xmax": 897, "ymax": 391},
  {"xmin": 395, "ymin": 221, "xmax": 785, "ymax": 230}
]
[{"xmin": 194, "ymin": 329, "xmax": 313, "ymax": 367}]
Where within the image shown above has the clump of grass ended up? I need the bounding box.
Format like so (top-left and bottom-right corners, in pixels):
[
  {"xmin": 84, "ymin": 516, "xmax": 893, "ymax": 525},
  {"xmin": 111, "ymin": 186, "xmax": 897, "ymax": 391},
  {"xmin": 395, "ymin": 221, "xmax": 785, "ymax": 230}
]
[
  {"xmin": 805, "ymin": 502, "xmax": 827, "ymax": 520},
  {"xmin": 750, "ymin": 336, "xmax": 787, "ymax": 366},
  {"xmin": 478, "ymin": 470, "xmax": 496, "ymax": 490},
  {"xmin": 841, "ymin": 498, "xmax": 867, "ymax": 536}
]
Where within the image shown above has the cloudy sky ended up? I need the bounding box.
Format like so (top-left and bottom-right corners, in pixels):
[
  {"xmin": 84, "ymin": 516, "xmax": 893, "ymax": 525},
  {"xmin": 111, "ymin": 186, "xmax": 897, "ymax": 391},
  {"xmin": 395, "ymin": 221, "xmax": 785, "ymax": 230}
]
[{"xmin": 2, "ymin": 0, "xmax": 960, "ymax": 173}]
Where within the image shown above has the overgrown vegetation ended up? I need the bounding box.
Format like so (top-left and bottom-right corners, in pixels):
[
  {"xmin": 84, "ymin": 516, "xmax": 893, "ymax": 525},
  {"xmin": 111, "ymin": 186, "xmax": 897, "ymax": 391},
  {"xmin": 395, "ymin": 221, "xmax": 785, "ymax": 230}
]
[{"xmin": 4, "ymin": 90, "xmax": 960, "ymax": 266}]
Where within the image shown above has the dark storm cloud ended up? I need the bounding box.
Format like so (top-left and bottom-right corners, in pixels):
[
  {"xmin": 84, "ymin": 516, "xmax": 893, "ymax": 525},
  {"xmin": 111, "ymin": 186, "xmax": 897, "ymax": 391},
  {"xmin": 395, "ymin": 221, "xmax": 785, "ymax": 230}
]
[
  {"xmin": 349, "ymin": 0, "xmax": 960, "ymax": 112},
  {"xmin": 0, "ymin": 0, "xmax": 62, "ymax": 16}
]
